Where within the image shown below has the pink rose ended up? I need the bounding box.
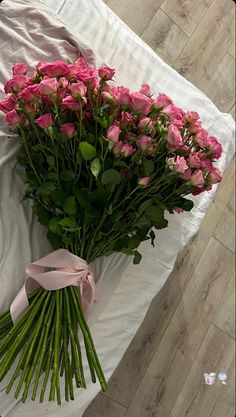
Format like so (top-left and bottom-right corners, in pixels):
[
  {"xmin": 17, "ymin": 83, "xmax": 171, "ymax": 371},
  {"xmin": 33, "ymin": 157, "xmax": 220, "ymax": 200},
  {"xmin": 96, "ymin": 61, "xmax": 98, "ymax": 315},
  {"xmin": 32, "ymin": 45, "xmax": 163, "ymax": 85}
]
[
  {"xmin": 4, "ymin": 75, "xmax": 29, "ymax": 93},
  {"xmin": 188, "ymin": 120, "xmax": 202, "ymax": 134},
  {"xmin": 138, "ymin": 117, "xmax": 154, "ymax": 133},
  {"xmin": 12, "ymin": 63, "xmax": 28, "ymax": 76},
  {"xmin": 112, "ymin": 141, "xmax": 123, "ymax": 155},
  {"xmin": 174, "ymin": 207, "xmax": 184, "ymax": 214},
  {"xmin": 171, "ymin": 118, "xmax": 184, "ymax": 129},
  {"xmin": 201, "ymin": 157, "xmax": 213, "ymax": 173},
  {"xmin": 116, "ymin": 86, "xmax": 131, "ymax": 105},
  {"xmin": 35, "ymin": 113, "xmax": 53, "ymax": 128},
  {"xmin": 38, "ymin": 78, "xmax": 58, "ymax": 95},
  {"xmin": 0, "ymin": 95, "xmax": 16, "ymax": 113},
  {"xmin": 107, "ymin": 122, "xmax": 121, "ymax": 143},
  {"xmin": 98, "ymin": 66, "xmax": 115, "ymax": 80},
  {"xmin": 208, "ymin": 167, "xmax": 222, "ymax": 184},
  {"xmin": 153, "ymin": 93, "xmax": 173, "ymax": 109},
  {"xmin": 195, "ymin": 128, "xmax": 208, "ymax": 148},
  {"xmin": 130, "ymin": 92, "xmax": 152, "ymax": 115},
  {"xmin": 74, "ymin": 57, "xmax": 88, "ymax": 70},
  {"xmin": 138, "ymin": 177, "xmax": 151, "ymax": 186},
  {"xmin": 60, "ymin": 123, "xmax": 75, "ymax": 138},
  {"xmin": 62, "ymin": 95, "xmax": 85, "ymax": 110},
  {"xmin": 163, "ymin": 105, "xmax": 184, "ymax": 123},
  {"xmin": 206, "ymin": 136, "xmax": 223, "ymax": 159},
  {"xmin": 137, "ymin": 135, "xmax": 152, "ymax": 150},
  {"xmin": 77, "ymin": 67, "xmax": 97, "ymax": 83},
  {"xmin": 36, "ymin": 61, "xmax": 47, "ymax": 71},
  {"xmin": 24, "ymin": 103, "xmax": 37, "ymax": 114},
  {"xmin": 4, "ymin": 109, "xmax": 22, "ymax": 126},
  {"xmin": 185, "ymin": 111, "xmax": 199, "ymax": 124},
  {"xmin": 190, "ymin": 170, "xmax": 205, "ymax": 187},
  {"xmin": 182, "ymin": 168, "xmax": 192, "ymax": 181},
  {"xmin": 139, "ymin": 83, "xmax": 151, "ymax": 97},
  {"xmin": 58, "ymin": 77, "xmax": 68, "ymax": 89},
  {"xmin": 101, "ymin": 91, "xmax": 114, "ymax": 102},
  {"xmin": 18, "ymin": 84, "xmax": 39, "ymax": 102},
  {"xmin": 40, "ymin": 61, "xmax": 69, "ymax": 77},
  {"xmin": 167, "ymin": 124, "xmax": 183, "ymax": 150},
  {"xmin": 188, "ymin": 152, "xmax": 201, "ymax": 168},
  {"xmin": 121, "ymin": 143, "xmax": 135, "ymax": 157},
  {"xmin": 69, "ymin": 82, "xmax": 87, "ymax": 98},
  {"xmin": 121, "ymin": 111, "xmax": 133, "ymax": 125},
  {"xmin": 173, "ymin": 156, "xmax": 188, "ymax": 174}
]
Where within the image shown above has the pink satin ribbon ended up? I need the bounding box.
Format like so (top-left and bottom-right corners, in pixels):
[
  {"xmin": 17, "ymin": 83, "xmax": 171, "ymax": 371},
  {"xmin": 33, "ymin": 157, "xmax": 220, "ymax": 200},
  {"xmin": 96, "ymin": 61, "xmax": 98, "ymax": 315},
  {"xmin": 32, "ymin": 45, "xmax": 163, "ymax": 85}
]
[{"xmin": 10, "ymin": 249, "xmax": 96, "ymax": 324}]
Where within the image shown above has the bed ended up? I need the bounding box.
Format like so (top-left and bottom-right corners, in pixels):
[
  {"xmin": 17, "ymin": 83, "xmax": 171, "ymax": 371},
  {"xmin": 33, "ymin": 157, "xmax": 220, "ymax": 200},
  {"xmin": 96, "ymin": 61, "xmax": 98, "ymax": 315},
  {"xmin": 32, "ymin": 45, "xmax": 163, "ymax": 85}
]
[{"xmin": 0, "ymin": 0, "xmax": 235, "ymax": 416}]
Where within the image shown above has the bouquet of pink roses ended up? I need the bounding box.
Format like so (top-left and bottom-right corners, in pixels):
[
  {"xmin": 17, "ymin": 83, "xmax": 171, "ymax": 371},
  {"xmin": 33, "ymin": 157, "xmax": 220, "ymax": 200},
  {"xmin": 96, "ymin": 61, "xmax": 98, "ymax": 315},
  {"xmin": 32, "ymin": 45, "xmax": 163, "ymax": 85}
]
[{"xmin": 0, "ymin": 58, "xmax": 222, "ymax": 404}]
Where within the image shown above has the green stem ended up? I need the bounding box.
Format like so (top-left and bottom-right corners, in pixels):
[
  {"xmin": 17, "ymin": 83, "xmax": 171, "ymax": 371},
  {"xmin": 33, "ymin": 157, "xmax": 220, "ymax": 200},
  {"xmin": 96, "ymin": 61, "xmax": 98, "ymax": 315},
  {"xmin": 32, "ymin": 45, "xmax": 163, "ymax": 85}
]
[{"xmin": 31, "ymin": 295, "xmax": 56, "ymax": 401}]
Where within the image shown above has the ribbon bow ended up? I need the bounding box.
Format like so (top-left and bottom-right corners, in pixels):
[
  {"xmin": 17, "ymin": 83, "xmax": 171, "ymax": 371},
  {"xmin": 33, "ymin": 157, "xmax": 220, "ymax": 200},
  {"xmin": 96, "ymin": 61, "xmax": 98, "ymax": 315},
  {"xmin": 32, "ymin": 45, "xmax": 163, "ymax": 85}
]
[{"xmin": 10, "ymin": 249, "xmax": 95, "ymax": 323}]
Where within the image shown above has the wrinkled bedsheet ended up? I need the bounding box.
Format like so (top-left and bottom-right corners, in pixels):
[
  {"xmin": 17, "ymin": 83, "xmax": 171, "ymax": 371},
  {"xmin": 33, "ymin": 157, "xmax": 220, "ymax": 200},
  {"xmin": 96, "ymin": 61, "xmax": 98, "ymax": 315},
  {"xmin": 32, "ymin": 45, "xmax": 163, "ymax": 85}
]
[{"xmin": 0, "ymin": 0, "xmax": 235, "ymax": 416}]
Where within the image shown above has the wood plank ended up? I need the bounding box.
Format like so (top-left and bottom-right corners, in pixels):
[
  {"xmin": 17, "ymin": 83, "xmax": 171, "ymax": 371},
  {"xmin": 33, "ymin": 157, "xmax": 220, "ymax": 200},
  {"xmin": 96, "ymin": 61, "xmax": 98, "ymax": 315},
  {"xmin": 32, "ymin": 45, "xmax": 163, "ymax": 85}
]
[
  {"xmin": 174, "ymin": 0, "xmax": 235, "ymax": 92},
  {"xmin": 227, "ymin": 9, "xmax": 235, "ymax": 59},
  {"xmin": 169, "ymin": 325, "xmax": 235, "ymax": 417},
  {"xmin": 229, "ymin": 104, "xmax": 235, "ymax": 120},
  {"xmin": 213, "ymin": 274, "xmax": 235, "ymax": 339},
  {"xmin": 141, "ymin": 9, "xmax": 188, "ymax": 66},
  {"xmin": 213, "ymin": 177, "xmax": 235, "ymax": 253},
  {"xmin": 205, "ymin": 53, "xmax": 235, "ymax": 112},
  {"xmin": 209, "ymin": 358, "xmax": 235, "ymax": 417},
  {"xmin": 161, "ymin": 0, "xmax": 214, "ymax": 37},
  {"xmin": 83, "ymin": 393, "xmax": 127, "ymax": 417},
  {"xmin": 105, "ymin": 0, "xmax": 164, "ymax": 37},
  {"xmin": 105, "ymin": 160, "xmax": 235, "ymax": 407},
  {"xmin": 124, "ymin": 238, "xmax": 235, "ymax": 417}
]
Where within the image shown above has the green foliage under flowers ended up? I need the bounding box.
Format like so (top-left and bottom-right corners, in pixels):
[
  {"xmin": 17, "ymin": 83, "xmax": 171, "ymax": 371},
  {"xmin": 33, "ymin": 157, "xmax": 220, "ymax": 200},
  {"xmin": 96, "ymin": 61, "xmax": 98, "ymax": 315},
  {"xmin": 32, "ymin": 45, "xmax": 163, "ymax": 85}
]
[{"xmin": 16, "ymin": 106, "xmax": 195, "ymax": 265}]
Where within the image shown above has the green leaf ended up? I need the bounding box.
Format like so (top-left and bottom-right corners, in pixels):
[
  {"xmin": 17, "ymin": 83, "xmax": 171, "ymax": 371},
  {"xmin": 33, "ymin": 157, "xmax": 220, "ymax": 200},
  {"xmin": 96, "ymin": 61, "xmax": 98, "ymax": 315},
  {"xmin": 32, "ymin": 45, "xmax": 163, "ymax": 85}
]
[
  {"xmin": 32, "ymin": 144, "xmax": 45, "ymax": 152},
  {"xmin": 143, "ymin": 159, "xmax": 154, "ymax": 176},
  {"xmin": 47, "ymin": 231, "xmax": 61, "ymax": 249},
  {"xmin": 60, "ymin": 170, "xmax": 75, "ymax": 182},
  {"xmin": 63, "ymin": 196, "xmax": 77, "ymax": 215},
  {"xmin": 46, "ymin": 172, "xmax": 58, "ymax": 181},
  {"xmin": 86, "ymin": 133, "xmax": 95, "ymax": 144},
  {"xmin": 102, "ymin": 169, "xmax": 121, "ymax": 185},
  {"xmin": 59, "ymin": 217, "xmax": 77, "ymax": 229},
  {"xmin": 48, "ymin": 217, "xmax": 63, "ymax": 235},
  {"xmin": 47, "ymin": 156, "xmax": 55, "ymax": 166},
  {"xmin": 113, "ymin": 160, "xmax": 128, "ymax": 169},
  {"xmin": 76, "ymin": 149, "xmax": 82, "ymax": 164},
  {"xmin": 145, "ymin": 205, "xmax": 168, "ymax": 229},
  {"xmin": 138, "ymin": 199, "xmax": 153, "ymax": 215},
  {"xmin": 133, "ymin": 250, "xmax": 142, "ymax": 265},
  {"xmin": 180, "ymin": 199, "xmax": 194, "ymax": 212},
  {"xmin": 35, "ymin": 205, "xmax": 50, "ymax": 225},
  {"xmin": 79, "ymin": 141, "xmax": 96, "ymax": 160},
  {"xmin": 90, "ymin": 187, "xmax": 107, "ymax": 210},
  {"xmin": 74, "ymin": 188, "xmax": 90, "ymax": 209},
  {"xmin": 91, "ymin": 158, "xmax": 101, "ymax": 179},
  {"xmin": 37, "ymin": 182, "xmax": 56, "ymax": 196},
  {"xmin": 50, "ymin": 191, "xmax": 67, "ymax": 207}
]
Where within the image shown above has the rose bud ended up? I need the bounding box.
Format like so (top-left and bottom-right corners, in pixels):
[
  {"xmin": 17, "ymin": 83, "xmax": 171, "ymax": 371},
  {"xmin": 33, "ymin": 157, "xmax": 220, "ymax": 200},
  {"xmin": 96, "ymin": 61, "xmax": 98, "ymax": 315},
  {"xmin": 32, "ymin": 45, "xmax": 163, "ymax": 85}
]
[
  {"xmin": 190, "ymin": 170, "xmax": 205, "ymax": 187},
  {"xmin": 139, "ymin": 83, "xmax": 151, "ymax": 97},
  {"xmin": 69, "ymin": 82, "xmax": 87, "ymax": 98},
  {"xmin": 62, "ymin": 95, "xmax": 85, "ymax": 110},
  {"xmin": 38, "ymin": 78, "xmax": 58, "ymax": 95},
  {"xmin": 60, "ymin": 123, "xmax": 75, "ymax": 138},
  {"xmin": 121, "ymin": 143, "xmax": 135, "ymax": 157},
  {"xmin": 208, "ymin": 167, "xmax": 222, "ymax": 184},
  {"xmin": 18, "ymin": 84, "xmax": 39, "ymax": 102},
  {"xmin": 35, "ymin": 113, "xmax": 53, "ymax": 128},
  {"xmin": 137, "ymin": 177, "xmax": 151, "ymax": 186},
  {"xmin": 12, "ymin": 63, "xmax": 28, "ymax": 76},
  {"xmin": 40, "ymin": 61, "xmax": 69, "ymax": 77},
  {"xmin": 173, "ymin": 156, "xmax": 188, "ymax": 174},
  {"xmin": 130, "ymin": 92, "xmax": 152, "ymax": 115},
  {"xmin": 98, "ymin": 66, "xmax": 115, "ymax": 80},
  {"xmin": 137, "ymin": 135, "xmax": 152, "ymax": 150},
  {"xmin": 107, "ymin": 122, "xmax": 121, "ymax": 143},
  {"xmin": 0, "ymin": 95, "xmax": 16, "ymax": 113},
  {"xmin": 4, "ymin": 109, "xmax": 23, "ymax": 126}
]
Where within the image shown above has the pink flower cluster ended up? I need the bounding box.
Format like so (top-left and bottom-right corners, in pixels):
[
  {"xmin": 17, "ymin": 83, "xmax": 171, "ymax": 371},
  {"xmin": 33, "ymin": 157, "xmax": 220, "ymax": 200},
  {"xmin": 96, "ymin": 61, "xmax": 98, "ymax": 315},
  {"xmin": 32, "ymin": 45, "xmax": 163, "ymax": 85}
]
[{"xmin": 0, "ymin": 59, "xmax": 223, "ymax": 194}]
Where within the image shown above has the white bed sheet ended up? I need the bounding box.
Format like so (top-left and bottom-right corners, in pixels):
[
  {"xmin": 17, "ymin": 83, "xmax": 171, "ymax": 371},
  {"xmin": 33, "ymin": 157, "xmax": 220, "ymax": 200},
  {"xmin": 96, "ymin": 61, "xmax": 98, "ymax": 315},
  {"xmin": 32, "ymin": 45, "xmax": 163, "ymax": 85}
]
[{"xmin": 0, "ymin": 0, "xmax": 235, "ymax": 416}]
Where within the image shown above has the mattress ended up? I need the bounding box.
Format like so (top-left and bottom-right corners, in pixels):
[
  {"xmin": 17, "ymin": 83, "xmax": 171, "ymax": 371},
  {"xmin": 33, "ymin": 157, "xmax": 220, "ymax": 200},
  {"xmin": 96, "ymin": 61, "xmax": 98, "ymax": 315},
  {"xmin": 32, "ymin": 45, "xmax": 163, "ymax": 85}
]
[{"xmin": 0, "ymin": 0, "xmax": 235, "ymax": 416}]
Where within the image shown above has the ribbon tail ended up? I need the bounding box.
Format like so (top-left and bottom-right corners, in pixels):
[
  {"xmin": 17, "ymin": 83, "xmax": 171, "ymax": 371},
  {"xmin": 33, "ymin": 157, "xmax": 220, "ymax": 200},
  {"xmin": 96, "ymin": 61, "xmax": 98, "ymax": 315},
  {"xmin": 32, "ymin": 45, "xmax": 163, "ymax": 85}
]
[{"xmin": 10, "ymin": 284, "xmax": 29, "ymax": 324}]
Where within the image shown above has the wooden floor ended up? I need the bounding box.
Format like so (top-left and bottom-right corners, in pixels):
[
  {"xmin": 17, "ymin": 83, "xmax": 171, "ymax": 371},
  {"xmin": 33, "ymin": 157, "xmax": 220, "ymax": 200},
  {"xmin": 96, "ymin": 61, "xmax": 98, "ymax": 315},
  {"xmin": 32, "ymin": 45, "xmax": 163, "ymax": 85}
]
[{"xmin": 84, "ymin": 1, "xmax": 235, "ymax": 416}]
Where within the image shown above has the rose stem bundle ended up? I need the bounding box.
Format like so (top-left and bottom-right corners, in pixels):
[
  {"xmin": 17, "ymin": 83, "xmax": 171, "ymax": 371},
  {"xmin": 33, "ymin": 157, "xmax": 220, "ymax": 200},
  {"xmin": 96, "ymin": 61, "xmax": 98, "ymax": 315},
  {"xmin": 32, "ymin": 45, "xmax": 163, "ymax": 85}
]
[{"xmin": 0, "ymin": 287, "xmax": 107, "ymax": 404}]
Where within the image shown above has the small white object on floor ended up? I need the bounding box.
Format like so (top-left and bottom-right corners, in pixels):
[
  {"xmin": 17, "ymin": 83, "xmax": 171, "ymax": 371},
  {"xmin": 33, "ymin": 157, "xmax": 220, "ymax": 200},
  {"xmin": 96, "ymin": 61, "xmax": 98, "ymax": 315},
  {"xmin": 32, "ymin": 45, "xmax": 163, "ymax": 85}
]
[{"xmin": 204, "ymin": 373, "xmax": 217, "ymax": 385}]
